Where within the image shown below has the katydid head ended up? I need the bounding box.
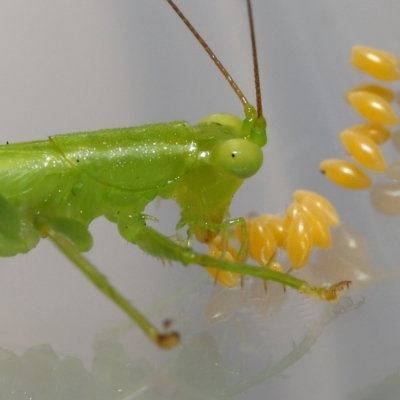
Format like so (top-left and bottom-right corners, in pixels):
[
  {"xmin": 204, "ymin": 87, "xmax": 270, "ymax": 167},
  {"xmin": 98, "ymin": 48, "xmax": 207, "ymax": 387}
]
[
  {"xmin": 198, "ymin": 110, "xmax": 264, "ymax": 179},
  {"xmin": 172, "ymin": 120, "xmax": 263, "ymax": 244}
]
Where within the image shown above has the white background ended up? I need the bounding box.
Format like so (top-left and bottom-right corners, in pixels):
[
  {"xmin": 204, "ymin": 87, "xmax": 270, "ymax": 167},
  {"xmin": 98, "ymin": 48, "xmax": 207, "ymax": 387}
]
[{"xmin": 0, "ymin": 1, "xmax": 399, "ymax": 399}]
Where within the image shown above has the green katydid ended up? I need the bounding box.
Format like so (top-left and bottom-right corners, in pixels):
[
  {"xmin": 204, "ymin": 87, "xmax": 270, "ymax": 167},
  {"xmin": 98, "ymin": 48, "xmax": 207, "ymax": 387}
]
[{"xmin": 0, "ymin": 0, "xmax": 349, "ymax": 349}]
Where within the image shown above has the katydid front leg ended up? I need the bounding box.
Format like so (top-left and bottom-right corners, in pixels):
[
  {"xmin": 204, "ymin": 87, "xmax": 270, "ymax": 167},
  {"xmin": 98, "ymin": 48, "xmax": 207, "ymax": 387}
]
[{"xmin": 136, "ymin": 226, "xmax": 351, "ymax": 302}]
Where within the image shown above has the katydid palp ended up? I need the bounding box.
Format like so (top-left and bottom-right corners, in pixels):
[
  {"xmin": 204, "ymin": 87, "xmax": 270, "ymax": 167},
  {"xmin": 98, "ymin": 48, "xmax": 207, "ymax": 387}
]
[{"xmin": 0, "ymin": 0, "xmax": 349, "ymax": 349}]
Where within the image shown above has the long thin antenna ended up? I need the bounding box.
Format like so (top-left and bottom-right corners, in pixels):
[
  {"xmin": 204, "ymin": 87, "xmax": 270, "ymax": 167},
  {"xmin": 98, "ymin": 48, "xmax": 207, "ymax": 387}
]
[
  {"xmin": 166, "ymin": 0, "xmax": 249, "ymax": 107},
  {"xmin": 246, "ymin": 0, "xmax": 263, "ymax": 118}
]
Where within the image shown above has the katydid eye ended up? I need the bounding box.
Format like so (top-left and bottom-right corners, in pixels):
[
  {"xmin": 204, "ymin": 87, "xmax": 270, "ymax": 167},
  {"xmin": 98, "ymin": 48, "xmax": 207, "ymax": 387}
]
[{"xmin": 211, "ymin": 139, "xmax": 263, "ymax": 179}]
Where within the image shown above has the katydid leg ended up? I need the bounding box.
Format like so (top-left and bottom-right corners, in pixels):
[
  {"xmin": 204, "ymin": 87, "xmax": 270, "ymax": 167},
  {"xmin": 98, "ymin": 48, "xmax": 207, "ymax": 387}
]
[
  {"xmin": 34, "ymin": 215, "xmax": 180, "ymax": 349},
  {"xmin": 136, "ymin": 226, "xmax": 351, "ymax": 301}
]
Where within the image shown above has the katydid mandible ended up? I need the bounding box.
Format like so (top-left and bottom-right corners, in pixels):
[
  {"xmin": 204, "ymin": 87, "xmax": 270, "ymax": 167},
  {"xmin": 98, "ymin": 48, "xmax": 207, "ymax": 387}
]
[{"xmin": 0, "ymin": 0, "xmax": 347, "ymax": 349}]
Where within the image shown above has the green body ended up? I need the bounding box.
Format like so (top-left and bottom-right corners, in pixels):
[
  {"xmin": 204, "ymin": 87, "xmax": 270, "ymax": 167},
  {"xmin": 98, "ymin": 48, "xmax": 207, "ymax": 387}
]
[{"xmin": 0, "ymin": 120, "xmax": 246, "ymax": 255}]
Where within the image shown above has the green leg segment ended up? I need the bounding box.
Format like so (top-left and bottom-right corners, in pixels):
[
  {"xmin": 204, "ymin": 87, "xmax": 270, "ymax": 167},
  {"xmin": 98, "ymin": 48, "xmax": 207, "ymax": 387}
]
[
  {"xmin": 136, "ymin": 226, "xmax": 351, "ymax": 302},
  {"xmin": 34, "ymin": 216, "xmax": 179, "ymax": 349}
]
